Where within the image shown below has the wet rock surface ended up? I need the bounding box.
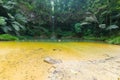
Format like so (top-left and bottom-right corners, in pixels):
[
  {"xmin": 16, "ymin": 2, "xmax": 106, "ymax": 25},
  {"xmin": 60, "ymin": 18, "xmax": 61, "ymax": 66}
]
[{"xmin": 47, "ymin": 56, "xmax": 120, "ymax": 80}]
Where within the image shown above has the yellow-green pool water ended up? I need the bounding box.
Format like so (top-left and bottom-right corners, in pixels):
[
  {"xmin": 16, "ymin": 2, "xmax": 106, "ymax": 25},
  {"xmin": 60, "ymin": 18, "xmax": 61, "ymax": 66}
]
[{"xmin": 0, "ymin": 42, "xmax": 120, "ymax": 80}]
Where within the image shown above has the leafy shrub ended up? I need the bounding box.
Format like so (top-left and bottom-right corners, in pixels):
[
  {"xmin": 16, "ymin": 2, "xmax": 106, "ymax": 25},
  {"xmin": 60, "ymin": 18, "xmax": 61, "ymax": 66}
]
[
  {"xmin": 106, "ymin": 25, "xmax": 119, "ymax": 30},
  {"xmin": 83, "ymin": 36, "xmax": 106, "ymax": 41},
  {"xmin": 61, "ymin": 31, "xmax": 75, "ymax": 37},
  {"xmin": 0, "ymin": 34, "xmax": 19, "ymax": 41},
  {"xmin": 106, "ymin": 36, "xmax": 120, "ymax": 44},
  {"xmin": 0, "ymin": 0, "xmax": 3, "ymax": 3},
  {"xmin": 0, "ymin": 16, "xmax": 7, "ymax": 26},
  {"xmin": 74, "ymin": 23, "xmax": 82, "ymax": 33},
  {"xmin": 0, "ymin": 1, "xmax": 26, "ymax": 36},
  {"xmin": 74, "ymin": 22, "xmax": 97, "ymax": 37}
]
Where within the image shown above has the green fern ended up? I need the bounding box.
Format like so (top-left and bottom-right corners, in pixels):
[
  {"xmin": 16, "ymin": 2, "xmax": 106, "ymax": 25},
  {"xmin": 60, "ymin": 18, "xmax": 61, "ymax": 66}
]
[{"xmin": 0, "ymin": 17, "xmax": 7, "ymax": 26}]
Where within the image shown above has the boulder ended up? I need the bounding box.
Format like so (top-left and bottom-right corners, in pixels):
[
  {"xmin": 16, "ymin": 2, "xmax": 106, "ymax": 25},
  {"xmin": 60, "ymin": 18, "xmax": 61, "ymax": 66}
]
[{"xmin": 44, "ymin": 57, "xmax": 62, "ymax": 64}]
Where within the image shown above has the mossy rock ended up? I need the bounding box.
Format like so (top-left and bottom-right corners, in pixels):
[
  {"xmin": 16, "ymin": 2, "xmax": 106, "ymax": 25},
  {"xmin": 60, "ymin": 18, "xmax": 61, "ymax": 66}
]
[{"xmin": 0, "ymin": 34, "xmax": 19, "ymax": 41}]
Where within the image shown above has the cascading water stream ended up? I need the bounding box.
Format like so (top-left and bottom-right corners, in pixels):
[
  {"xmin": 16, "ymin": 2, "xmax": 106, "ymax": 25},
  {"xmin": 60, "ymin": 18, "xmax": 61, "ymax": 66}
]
[{"xmin": 51, "ymin": 0, "xmax": 56, "ymax": 39}]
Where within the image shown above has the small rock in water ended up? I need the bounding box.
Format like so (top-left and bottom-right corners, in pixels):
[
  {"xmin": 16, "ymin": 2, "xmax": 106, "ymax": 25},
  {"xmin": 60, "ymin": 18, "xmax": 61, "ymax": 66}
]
[
  {"xmin": 44, "ymin": 57, "xmax": 62, "ymax": 64},
  {"xmin": 53, "ymin": 48, "xmax": 61, "ymax": 51},
  {"xmin": 58, "ymin": 39, "xmax": 61, "ymax": 42}
]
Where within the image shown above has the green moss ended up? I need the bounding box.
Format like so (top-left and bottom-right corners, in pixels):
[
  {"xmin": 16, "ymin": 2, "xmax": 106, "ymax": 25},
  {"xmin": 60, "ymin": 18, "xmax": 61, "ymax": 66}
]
[
  {"xmin": 0, "ymin": 34, "xmax": 19, "ymax": 41},
  {"xmin": 106, "ymin": 36, "xmax": 120, "ymax": 44}
]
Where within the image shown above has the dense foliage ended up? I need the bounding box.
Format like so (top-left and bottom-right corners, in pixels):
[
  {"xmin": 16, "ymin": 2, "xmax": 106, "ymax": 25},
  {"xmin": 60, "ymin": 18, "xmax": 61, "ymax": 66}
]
[
  {"xmin": 0, "ymin": 0, "xmax": 120, "ymax": 43},
  {"xmin": 0, "ymin": 34, "xmax": 18, "ymax": 41},
  {"xmin": 106, "ymin": 36, "xmax": 120, "ymax": 44},
  {"xmin": 0, "ymin": 0, "xmax": 26, "ymax": 36}
]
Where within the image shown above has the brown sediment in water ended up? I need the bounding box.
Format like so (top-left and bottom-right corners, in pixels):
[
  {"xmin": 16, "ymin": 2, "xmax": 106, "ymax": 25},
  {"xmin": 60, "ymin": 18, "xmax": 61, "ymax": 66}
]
[{"xmin": 0, "ymin": 42, "xmax": 120, "ymax": 80}]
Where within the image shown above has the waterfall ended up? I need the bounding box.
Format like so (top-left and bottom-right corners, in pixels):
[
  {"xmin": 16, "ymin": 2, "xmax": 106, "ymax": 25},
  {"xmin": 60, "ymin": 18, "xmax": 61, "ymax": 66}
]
[{"xmin": 51, "ymin": 0, "xmax": 56, "ymax": 39}]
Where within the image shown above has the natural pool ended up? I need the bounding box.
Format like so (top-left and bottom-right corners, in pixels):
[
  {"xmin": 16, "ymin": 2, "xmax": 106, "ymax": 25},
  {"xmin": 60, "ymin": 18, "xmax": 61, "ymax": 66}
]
[{"xmin": 0, "ymin": 42, "xmax": 120, "ymax": 80}]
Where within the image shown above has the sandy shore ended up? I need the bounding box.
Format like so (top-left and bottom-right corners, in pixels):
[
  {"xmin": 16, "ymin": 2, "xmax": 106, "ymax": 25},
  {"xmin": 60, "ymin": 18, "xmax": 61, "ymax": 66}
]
[{"xmin": 47, "ymin": 56, "xmax": 120, "ymax": 80}]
